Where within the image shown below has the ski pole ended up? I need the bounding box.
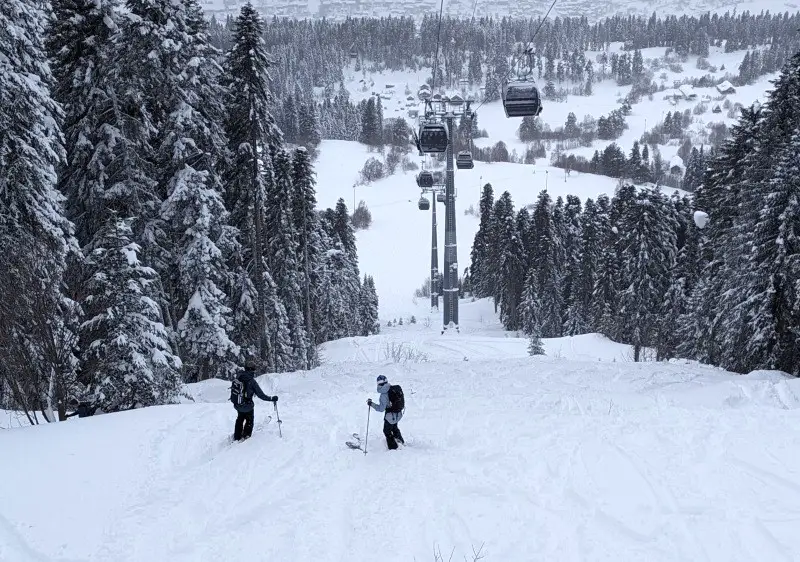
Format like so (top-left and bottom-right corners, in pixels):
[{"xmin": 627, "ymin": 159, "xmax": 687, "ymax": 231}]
[
  {"xmin": 274, "ymin": 401, "xmax": 282, "ymax": 438},
  {"xmin": 364, "ymin": 403, "xmax": 370, "ymax": 455}
]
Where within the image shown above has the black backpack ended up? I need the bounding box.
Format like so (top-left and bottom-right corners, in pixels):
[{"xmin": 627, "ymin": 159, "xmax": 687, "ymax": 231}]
[
  {"xmin": 230, "ymin": 377, "xmax": 249, "ymax": 406},
  {"xmin": 387, "ymin": 385, "xmax": 404, "ymax": 413}
]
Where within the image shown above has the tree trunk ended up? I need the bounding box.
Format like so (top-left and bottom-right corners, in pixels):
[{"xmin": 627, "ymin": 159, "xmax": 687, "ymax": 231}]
[
  {"xmin": 302, "ymin": 196, "xmax": 313, "ymax": 369},
  {"xmin": 250, "ymin": 117, "xmax": 269, "ymax": 370}
]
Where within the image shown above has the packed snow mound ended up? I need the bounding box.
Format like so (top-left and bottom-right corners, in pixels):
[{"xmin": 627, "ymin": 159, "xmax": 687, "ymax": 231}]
[
  {"xmin": 3, "ymin": 341, "xmax": 800, "ymax": 561},
  {"xmin": 694, "ymin": 210, "xmax": 710, "ymax": 229}
]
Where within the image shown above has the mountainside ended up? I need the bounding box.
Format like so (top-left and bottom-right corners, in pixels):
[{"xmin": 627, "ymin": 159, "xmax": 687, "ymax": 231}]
[{"xmin": 199, "ymin": 0, "xmax": 798, "ymax": 21}]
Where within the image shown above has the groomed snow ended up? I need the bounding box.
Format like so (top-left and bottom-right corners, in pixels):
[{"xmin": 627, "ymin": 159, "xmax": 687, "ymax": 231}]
[{"xmin": 3, "ymin": 310, "xmax": 800, "ymax": 561}]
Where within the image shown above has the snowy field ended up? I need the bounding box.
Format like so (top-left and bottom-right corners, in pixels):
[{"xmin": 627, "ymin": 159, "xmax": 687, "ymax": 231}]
[{"xmin": 3, "ymin": 307, "xmax": 800, "ymax": 561}]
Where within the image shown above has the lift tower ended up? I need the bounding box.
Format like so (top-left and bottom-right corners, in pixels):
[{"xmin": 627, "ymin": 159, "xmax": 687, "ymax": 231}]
[{"xmin": 418, "ymin": 96, "xmax": 473, "ymax": 333}]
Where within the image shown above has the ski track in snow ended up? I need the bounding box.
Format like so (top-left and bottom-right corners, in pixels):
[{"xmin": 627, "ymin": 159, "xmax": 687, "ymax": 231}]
[{"xmin": 3, "ymin": 330, "xmax": 800, "ymax": 561}]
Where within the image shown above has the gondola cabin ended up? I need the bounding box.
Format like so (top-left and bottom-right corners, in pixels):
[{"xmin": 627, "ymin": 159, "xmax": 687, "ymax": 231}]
[
  {"xmin": 502, "ymin": 80, "xmax": 542, "ymax": 118},
  {"xmin": 418, "ymin": 196, "xmax": 431, "ymax": 211},
  {"xmin": 437, "ymin": 192, "xmax": 446, "ymax": 203},
  {"xmin": 418, "ymin": 84, "xmax": 431, "ymax": 101},
  {"xmin": 416, "ymin": 170, "xmax": 434, "ymax": 188},
  {"xmin": 418, "ymin": 122, "xmax": 448, "ymax": 153},
  {"xmin": 456, "ymin": 151, "xmax": 474, "ymax": 170}
]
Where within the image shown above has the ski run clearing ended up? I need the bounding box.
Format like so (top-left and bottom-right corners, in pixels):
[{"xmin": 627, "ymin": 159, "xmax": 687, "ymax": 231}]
[{"xmin": 3, "ymin": 299, "xmax": 800, "ymax": 561}]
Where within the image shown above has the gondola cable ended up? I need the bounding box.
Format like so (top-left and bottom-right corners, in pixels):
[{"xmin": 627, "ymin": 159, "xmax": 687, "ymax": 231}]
[{"xmin": 430, "ymin": 0, "xmax": 446, "ymax": 91}]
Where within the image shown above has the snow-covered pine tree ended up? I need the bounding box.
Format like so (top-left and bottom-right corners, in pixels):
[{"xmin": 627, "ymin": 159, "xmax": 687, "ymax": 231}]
[
  {"xmin": 560, "ymin": 195, "xmax": 583, "ymax": 335},
  {"xmin": 315, "ymin": 201, "xmax": 362, "ymax": 339},
  {"xmin": 530, "ymin": 190, "xmax": 563, "ymax": 337},
  {"xmin": 113, "ymin": 0, "xmax": 189, "ymax": 229},
  {"xmin": 485, "ymin": 193, "xmax": 510, "ymax": 309},
  {"xmin": 494, "ymin": 192, "xmax": 526, "ymax": 330},
  {"xmin": 375, "ymin": 95, "xmax": 384, "ymax": 146},
  {"xmin": 81, "ymin": 218, "xmax": 182, "ymax": 410},
  {"xmin": 657, "ymin": 194, "xmax": 699, "ymax": 360},
  {"xmin": 223, "ymin": 2, "xmax": 283, "ymax": 369},
  {"xmin": 47, "ymin": 0, "xmax": 121, "ymax": 249},
  {"xmin": 51, "ymin": 0, "xmax": 159, "ymax": 256},
  {"xmin": 161, "ymin": 167, "xmax": 240, "ymax": 381},
  {"xmin": 359, "ymin": 96, "xmax": 379, "ymax": 147},
  {"xmin": 297, "ymin": 98, "xmax": 321, "ymax": 150},
  {"xmin": 617, "ymin": 187, "xmax": 678, "ymax": 361},
  {"xmin": 470, "ymin": 183, "xmax": 494, "ymax": 298},
  {"xmin": 332, "ymin": 198, "xmax": 358, "ymax": 265},
  {"xmin": 317, "ymin": 239, "xmax": 361, "ymax": 340},
  {"xmin": 281, "ymin": 94, "xmax": 299, "ymax": 144},
  {"xmin": 518, "ymin": 270, "xmax": 542, "ymax": 336},
  {"xmin": 728, "ymin": 129, "xmax": 800, "ymax": 374},
  {"xmin": 0, "ymin": 0, "xmax": 80, "ymax": 421},
  {"xmin": 267, "ymin": 148, "xmax": 310, "ymax": 371},
  {"xmin": 590, "ymin": 194, "xmax": 618, "ymax": 336},
  {"xmin": 516, "ymin": 207, "xmax": 532, "ymax": 266},
  {"xmin": 152, "ymin": 0, "xmax": 240, "ymax": 380},
  {"xmin": 709, "ymin": 49, "xmax": 800, "ymax": 373},
  {"xmin": 568, "ymin": 197, "xmax": 601, "ymax": 335},
  {"xmin": 679, "ymin": 106, "xmax": 763, "ymax": 365},
  {"xmin": 291, "ymin": 147, "xmax": 321, "ymax": 363},
  {"xmin": 359, "ymin": 275, "xmax": 380, "ymax": 336},
  {"xmin": 527, "ymin": 331, "xmax": 545, "ymax": 356}
]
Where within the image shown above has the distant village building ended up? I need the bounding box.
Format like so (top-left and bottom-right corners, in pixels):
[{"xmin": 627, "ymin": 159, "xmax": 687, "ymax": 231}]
[
  {"xmin": 715, "ymin": 80, "xmax": 736, "ymax": 95},
  {"xmin": 669, "ymin": 155, "xmax": 685, "ymax": 177},
  {"xmin": 663, "ymin": 89, "xmax": 682, "ymax": 104},
  {"xmin": 663, "ymin": 85, "xmax": 698, "ymax": 103},
  {"xmin": 678, "ymin": 84, "xmax": 698, "ymax": 100}
]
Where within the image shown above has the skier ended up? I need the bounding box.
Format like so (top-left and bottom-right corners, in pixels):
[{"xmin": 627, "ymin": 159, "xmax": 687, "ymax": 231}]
[
  {"xmin": 367, "ymin": 375, "xmax": 405, "ymax": 450},
  {"xmin": 65, "ymin": 399, "xmax": 96, "ymax": 419},
  {"xmin": 231, "ymin": 360, "xmax": 278, "ymax": 441}
]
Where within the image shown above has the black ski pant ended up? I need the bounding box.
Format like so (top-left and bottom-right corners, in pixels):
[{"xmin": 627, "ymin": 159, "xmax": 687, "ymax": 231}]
[
  {"xmin": 383, "ymin": 419, "xmax": 404, "ymax": 450},
  {"xmin": 234, "ymin": 410, "xmax": 255, "ymax": 441}
]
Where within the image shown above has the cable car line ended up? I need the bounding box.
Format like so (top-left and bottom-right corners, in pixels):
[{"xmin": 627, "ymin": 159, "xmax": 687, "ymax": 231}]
[{"xmin": 430, "ymin": 0, "xmax": 446, "ymax": 91}]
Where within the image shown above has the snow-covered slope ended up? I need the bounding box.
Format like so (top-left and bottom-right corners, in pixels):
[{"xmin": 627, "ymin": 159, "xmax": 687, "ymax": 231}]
[
  {"xmin": 314, "ymin": 139, "xmax": 630, "ymax": 320},
  {"xmin": 3, "ymin": 321, "xmax": 800, "ymax": 561},
  {"xmin": 199, "ymin": 0, "xmax": 798, "ymax": 22}
]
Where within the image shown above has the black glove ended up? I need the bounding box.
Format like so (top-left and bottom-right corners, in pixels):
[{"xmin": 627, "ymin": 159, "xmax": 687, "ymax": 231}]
[
  {"xmin": 272, "ymin": 396, "xmax": 278, "ymax": 403},
  {"xmin": 367, "ymin": 398, "xmax": 373, "ymax": 406}
]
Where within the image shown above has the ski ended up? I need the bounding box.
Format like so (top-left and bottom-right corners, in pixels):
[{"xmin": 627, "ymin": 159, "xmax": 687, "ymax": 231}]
[{"xmin": 345, "ymin": 433, "xmax": 362, "ymax": 450}]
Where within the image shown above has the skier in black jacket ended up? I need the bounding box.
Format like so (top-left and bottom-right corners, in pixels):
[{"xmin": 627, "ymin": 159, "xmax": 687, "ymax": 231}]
[
  {"xmin": 65, "ymin": 400, "xmax": 96, "ymax": 419},
  {"xmin": 232, "ymin": 360, "xmax": 277, "ymax": 441}
]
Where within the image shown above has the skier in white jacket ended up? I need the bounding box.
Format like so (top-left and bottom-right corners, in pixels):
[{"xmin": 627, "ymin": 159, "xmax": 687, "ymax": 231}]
[{"xmin": 367, "ymin": 375, "xmax": 404, "ymax": 449}]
